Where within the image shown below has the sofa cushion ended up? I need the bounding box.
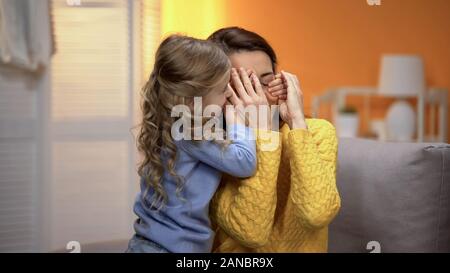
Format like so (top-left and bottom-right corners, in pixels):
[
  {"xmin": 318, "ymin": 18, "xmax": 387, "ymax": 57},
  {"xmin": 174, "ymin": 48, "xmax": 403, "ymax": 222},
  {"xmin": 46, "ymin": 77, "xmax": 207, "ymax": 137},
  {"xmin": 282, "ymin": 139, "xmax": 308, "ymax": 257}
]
[{"xmin": 329, "ymin": 138, "xmax": 450, "ymax": 253}]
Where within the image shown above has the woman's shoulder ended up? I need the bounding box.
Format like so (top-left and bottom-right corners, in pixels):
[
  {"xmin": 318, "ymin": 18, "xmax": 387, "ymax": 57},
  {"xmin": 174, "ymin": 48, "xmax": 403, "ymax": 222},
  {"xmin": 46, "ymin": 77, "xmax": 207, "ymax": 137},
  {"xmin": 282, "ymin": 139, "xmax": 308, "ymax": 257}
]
[
  {"xmin": 304, "ymin": 119, "xmax": 338, "ymax": 152},
  {"xmin": 305, "ymin": 118, "xmax": 336, "ymax": 133},
  {"xmin": 280, "ymin": 118, "xmax": 336, "ymax": 134}
]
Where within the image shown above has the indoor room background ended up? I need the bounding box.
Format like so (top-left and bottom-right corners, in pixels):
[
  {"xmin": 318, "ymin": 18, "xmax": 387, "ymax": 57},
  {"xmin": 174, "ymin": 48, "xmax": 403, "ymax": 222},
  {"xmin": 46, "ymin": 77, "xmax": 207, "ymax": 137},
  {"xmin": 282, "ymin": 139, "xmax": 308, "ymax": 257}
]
[{"xmin": 0, "ymin": 0, "xmax": 449, "ymax": 252}]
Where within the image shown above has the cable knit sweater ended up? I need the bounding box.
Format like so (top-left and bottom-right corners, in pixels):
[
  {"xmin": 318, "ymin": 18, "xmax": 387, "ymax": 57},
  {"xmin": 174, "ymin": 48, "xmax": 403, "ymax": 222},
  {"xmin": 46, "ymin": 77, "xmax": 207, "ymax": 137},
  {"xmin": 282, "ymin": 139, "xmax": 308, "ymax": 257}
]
[{"xmin": 210, "ymin": 119, "xmax": 341, "ymax": 252}]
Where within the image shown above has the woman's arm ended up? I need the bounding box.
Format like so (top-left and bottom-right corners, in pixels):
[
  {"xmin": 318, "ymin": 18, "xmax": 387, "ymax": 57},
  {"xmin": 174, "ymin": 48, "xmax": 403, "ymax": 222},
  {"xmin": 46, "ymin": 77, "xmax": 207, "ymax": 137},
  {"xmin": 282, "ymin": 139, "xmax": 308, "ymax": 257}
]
[
  {"xmin": 288, "ymin": 119, "xmax": 341, "ymax": 230},
  {"xmin": 279, "ymin": 71, "xmax": 340, "ymax": 230},
  {"xmin": 210, "ymin": 129, "xmax": 281, "ymax": 248}
]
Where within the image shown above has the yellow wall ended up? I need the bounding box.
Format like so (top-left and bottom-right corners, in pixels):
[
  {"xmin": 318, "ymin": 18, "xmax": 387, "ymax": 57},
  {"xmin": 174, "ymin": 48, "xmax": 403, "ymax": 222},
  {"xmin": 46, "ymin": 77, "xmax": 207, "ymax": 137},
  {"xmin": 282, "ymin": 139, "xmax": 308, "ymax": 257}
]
[{"xmin": 161, "ymin": 0, "xmax": 226, "ymax": 39}]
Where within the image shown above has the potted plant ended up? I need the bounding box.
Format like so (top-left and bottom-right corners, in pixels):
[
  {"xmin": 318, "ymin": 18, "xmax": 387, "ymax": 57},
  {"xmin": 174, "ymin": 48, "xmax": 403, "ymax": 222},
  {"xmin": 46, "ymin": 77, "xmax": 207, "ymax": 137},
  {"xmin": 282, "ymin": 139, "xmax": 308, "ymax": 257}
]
[{"xmin": 336, "ymin": 106, "xmax": 359, "ymax": 138}]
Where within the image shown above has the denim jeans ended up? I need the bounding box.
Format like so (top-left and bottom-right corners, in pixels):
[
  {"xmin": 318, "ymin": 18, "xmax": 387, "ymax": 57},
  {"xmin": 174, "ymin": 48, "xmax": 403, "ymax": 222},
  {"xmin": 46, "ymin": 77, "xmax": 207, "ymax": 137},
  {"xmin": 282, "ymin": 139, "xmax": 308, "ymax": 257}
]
[{"xmin": 125, "ymin": 235, "xmax": 170, "ymax": 253}]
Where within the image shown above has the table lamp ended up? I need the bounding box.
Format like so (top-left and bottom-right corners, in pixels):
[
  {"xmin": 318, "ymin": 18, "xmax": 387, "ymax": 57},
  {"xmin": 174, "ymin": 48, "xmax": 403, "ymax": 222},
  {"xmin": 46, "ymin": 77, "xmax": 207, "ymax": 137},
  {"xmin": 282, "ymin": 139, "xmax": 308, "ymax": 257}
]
[{"xmin": 378, "ymin": 55, "xmax": 426, "ymax": 141}]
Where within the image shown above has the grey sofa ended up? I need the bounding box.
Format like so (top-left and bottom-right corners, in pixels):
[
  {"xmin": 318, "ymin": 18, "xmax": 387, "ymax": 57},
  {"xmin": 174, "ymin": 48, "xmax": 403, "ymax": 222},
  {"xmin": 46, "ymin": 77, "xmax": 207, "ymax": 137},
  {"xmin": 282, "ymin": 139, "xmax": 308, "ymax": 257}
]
[
  {"xmin": 71, "ymin": 138, "xmax": 450, "ymax": 253},
  {"xmin": 329, "ymin": 138, "xmax": 450, "ymax": 253}
]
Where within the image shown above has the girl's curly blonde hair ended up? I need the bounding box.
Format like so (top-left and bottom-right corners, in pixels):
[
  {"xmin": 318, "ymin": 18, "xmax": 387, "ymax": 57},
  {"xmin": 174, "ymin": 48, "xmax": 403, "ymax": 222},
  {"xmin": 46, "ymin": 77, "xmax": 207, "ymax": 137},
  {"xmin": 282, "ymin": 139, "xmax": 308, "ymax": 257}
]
[{"xmin": 137, "ymin": 35, "xmax": 231, "ymax": 209}]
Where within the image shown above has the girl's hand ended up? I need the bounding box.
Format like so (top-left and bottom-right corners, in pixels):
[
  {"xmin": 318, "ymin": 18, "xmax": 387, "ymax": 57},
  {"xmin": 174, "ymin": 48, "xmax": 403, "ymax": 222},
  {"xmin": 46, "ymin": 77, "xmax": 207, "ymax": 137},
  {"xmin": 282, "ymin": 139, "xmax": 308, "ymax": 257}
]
[
  {"xmin": 228, "ymin": 67, "xmax": 271, "ymax": 130},
  {"xmin": 267, "ymin": 73, "xmax": 288, "ymax": 101},
  {"xmin": 224, "ymin": 83, "xmax": 245, "ymax": 126},
  {"xmin": 279, "ymin": 71, "xmax": 308, "ymax": 130}
]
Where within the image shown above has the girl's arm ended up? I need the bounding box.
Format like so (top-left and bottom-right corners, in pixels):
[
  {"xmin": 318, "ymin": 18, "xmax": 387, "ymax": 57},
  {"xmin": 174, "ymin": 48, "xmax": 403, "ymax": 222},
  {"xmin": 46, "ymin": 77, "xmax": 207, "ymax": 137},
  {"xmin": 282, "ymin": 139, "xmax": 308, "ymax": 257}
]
[
  {"xmin": 210, "ymin": 129, "xmax": 281, "ymax": 248},
  {"xmin": 177, "ymin": 123, "xmax": 257, "ymax": 178},
  {"xmin": 288, "ymin": 119, "xmax": 341, "ymax": 230}
]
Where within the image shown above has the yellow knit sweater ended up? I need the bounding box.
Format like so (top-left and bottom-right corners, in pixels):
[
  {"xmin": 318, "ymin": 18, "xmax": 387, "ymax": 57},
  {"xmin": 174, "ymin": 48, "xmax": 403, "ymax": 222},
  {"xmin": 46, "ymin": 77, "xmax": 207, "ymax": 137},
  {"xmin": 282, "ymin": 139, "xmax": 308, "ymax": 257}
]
[{"xmin": 210, "ymin": 119, "xmax": 341, "ymax": 252}]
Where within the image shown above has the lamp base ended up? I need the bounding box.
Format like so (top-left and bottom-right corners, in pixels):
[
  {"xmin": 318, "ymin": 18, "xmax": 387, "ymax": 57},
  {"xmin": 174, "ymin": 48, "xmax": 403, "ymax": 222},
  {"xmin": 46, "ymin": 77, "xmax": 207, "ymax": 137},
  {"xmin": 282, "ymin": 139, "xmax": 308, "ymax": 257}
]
[{"xmin": 386, "ymin": 100, "xmax": 415, "ymax": 142}]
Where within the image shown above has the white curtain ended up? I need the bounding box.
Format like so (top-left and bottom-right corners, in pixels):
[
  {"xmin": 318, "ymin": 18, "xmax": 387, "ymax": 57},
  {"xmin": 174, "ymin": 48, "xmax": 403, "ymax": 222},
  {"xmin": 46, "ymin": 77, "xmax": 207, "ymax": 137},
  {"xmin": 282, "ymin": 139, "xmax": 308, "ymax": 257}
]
[{"xmin": 0, "ymin": 0, "xmax": 54, "ymax": 71}]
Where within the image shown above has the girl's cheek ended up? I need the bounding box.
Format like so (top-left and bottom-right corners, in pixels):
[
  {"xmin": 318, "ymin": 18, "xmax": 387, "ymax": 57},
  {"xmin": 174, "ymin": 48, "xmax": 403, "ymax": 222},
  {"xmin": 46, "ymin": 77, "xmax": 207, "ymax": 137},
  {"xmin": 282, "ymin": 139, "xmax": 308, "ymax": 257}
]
[{"xmin": 222, "ymin": 95, "xmax": 227, "ymax": 107}]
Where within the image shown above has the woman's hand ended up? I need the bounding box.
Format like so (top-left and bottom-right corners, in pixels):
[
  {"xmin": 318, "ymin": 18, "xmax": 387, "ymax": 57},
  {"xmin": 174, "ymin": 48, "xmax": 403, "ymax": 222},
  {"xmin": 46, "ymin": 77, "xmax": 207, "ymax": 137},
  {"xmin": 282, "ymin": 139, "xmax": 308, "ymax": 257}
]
[
  {"xmin": 279, "ymin": 71, "xmax": 308, "ymax": 130},
  {"xmin": 226, "ymin": 67, "xmax": 271, "ymax": 130},
  {"xmin": 268, "ymin": 73, "xmax": 288, "ymax": 101}
]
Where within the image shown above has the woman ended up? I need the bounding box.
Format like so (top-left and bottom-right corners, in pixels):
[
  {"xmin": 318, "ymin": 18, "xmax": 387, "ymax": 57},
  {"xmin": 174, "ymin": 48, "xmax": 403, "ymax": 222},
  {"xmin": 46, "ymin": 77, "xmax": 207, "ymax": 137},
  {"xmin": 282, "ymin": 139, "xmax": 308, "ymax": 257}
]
[{"xmin": 208, "ymin": 27, "xmax": 341, "ymax": 252}]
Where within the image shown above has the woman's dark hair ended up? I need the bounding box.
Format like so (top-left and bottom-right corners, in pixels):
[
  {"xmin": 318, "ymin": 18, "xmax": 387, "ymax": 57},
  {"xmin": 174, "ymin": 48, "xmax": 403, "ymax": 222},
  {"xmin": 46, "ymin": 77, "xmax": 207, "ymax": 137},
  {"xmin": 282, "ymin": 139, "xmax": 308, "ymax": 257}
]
[{"xmin": 207, "ymin": 27, "xmax": 277, "ymax": 72}]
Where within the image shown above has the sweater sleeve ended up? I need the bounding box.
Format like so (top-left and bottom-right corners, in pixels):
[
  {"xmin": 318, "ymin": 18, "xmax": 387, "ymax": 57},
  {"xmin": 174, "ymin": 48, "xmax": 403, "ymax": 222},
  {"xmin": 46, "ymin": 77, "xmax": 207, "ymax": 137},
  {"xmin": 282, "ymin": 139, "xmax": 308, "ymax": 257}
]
[
  {"xmin": 287, "ymin": 119, "xmax": 341, "ymax": 230},
  {"xmin": 210, "ymin": 129, "xmax": 281, "ymax": 248}
]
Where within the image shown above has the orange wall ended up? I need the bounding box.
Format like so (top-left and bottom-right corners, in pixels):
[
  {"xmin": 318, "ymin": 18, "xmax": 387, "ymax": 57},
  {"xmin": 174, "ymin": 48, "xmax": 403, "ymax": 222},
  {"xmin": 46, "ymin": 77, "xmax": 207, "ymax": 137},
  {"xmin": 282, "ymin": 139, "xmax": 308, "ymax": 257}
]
[{"xmin": 223, "ymin": 0, "xmax": 450, "ymax": 139}]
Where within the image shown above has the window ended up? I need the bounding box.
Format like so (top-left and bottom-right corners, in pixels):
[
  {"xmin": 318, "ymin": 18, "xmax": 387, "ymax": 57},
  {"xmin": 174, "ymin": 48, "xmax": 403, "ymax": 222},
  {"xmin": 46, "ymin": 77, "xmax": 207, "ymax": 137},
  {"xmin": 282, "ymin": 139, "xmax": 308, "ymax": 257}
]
[
  {"xmin": 0, "ymin": 0, "xmax": 161, "ymax": 252},
  {"xmin": 0, "ymin": 66, "xmax": 41, "ymax": 252},
  {"xmin": 47, "ymin": 0, "xmax": 159, "ymax": 251}
]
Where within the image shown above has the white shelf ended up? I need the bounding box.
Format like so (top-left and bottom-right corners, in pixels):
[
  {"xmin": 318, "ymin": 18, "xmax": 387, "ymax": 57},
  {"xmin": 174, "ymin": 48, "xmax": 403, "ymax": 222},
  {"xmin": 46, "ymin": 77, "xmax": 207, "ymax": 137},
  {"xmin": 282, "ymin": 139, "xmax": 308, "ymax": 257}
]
[{"xmin": 312, "ymin": 87, "xmax": 448, "ymax": 143}]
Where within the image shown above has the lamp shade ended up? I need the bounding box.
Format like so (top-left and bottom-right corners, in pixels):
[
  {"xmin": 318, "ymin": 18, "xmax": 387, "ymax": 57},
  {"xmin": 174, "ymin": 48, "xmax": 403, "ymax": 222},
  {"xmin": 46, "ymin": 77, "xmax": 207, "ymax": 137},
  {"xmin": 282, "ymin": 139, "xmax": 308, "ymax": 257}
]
[{"xmin": 378, "ymin": 55, "xmax": 426, "ymax": 97}]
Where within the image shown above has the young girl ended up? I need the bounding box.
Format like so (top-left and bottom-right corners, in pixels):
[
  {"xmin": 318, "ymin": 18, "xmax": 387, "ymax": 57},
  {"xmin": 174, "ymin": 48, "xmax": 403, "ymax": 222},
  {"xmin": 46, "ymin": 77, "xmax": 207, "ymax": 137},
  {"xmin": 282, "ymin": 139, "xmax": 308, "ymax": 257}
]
[{"xmin": 126, "ymin": 35, "xmax": 257, "ymax": 253}]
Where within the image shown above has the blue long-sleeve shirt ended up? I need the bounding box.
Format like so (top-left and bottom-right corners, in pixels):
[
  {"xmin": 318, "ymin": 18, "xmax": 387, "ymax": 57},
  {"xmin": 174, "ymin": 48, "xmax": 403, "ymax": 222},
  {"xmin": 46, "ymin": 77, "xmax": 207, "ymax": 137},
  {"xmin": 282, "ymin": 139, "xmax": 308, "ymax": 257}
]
[{"xmin": 132, "ymin": 124, "xmax": 256, "ymax": 253}]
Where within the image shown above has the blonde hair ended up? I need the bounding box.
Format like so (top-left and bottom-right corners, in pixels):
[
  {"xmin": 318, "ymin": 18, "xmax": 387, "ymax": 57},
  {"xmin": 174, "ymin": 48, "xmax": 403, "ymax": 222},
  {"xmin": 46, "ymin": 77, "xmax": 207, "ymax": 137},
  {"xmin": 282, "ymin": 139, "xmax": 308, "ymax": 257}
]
[{"xmin": 137, "ymin": 35, "xmax": 231, "ymax": 209}]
